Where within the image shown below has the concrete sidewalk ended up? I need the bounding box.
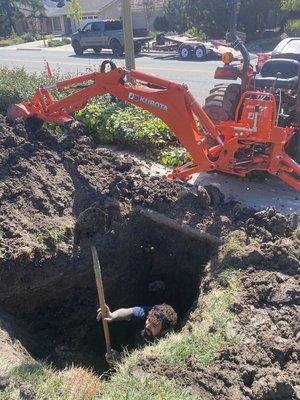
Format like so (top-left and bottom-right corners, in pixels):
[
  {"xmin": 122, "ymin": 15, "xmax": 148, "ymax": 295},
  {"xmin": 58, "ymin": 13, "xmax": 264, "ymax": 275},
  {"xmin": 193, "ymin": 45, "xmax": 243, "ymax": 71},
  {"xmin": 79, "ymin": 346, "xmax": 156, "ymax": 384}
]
[{"xmin": 0, "ymin": 39, "xmax": 72, "ymax": 52}]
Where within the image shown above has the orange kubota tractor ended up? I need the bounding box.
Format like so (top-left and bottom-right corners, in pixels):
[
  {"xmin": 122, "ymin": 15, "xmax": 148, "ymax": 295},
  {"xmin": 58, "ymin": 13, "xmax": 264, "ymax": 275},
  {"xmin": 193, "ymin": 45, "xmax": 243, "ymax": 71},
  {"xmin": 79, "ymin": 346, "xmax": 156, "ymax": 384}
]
[{"xmin": 7, "ymin": 0, "xmax": 300, "ymax": 191}]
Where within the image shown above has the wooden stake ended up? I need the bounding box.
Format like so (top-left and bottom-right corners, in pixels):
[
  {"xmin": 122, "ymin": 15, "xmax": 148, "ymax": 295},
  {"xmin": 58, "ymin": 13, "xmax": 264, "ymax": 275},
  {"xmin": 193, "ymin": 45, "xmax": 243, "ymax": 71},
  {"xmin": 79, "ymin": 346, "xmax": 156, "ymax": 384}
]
[
  {"xmin": 91, "ymin": 246, "xmax": 111, "ymax": 355},
  {"xmin": 136, "ymin": 207, "xmax": 223, "ymax": 245}
]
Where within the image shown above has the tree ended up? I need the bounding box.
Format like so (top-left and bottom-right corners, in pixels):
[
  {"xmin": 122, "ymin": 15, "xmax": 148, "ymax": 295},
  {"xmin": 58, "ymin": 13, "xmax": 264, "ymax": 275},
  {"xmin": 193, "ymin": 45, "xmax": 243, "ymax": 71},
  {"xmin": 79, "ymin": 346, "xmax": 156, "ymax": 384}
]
[
  {"xmin": 153, "ymin": 15, "xmax": 170, "ymax": 32},
  {"xmin": 68, "ymin": 0, "xmax": 83, "ymax": 29},
  {"xmin": 165, "ymin": 0, "xmax": 282, "ymax": 39},
  {"xmin": 281, "ymin": 0, "xmax": 300, "ymax": 36},
  {"xmin": 238, "ymin": 0, "xmax": 281, "ymax": 39},
  {"xmin": 0, "ymin": 0, "xmax": 43, "ymax": 35},
  {"xmin": 164, "ymin": 0, "xmax": 189, "ymax": 33},
  {"xmin": 186, "ymin": 0, "xmax": 282, "ymax": 40},
  {"xmin": 186, "ymin": 0, "xmax": 228, "ymax": 38},
  {"xmin": 281, "ymin": 0, "xmax": 300, "ymax": 11}
]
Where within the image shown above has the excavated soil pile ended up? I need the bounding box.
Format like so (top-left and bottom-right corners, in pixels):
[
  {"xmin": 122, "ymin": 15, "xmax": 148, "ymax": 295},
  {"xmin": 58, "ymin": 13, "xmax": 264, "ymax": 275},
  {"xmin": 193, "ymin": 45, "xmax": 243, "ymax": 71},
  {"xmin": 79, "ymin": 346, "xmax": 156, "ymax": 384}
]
[{"xmin": 0, "ymin": 115, "xmax": 299, "ymax": 398}]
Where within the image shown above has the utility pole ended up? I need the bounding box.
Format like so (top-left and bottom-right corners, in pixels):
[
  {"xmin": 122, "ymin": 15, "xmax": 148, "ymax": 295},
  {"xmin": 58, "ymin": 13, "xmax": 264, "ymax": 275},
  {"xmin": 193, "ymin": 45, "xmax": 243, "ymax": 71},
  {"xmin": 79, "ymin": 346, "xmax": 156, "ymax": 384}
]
[{"xmin": 122, "ymin": 0, "xmax": 136, "ymax": 71}]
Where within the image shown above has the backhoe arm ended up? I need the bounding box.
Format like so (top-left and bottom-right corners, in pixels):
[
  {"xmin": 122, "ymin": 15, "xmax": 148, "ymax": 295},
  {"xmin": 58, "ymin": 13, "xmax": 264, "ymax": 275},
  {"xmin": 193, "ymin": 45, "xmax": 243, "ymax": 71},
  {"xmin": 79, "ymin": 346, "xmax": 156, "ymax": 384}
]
[
  {"xmin": 9, "ymin": 66, "xmax": 223, "ymax": 177},
  {"xmin": 7, "ymin": 65, "xmax": 300, "ymax": 190}
]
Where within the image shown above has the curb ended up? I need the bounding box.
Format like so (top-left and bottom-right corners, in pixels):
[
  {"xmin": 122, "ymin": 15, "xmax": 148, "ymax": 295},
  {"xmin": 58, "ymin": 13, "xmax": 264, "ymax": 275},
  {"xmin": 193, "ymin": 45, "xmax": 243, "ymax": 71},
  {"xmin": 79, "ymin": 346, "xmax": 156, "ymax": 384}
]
[{"xmin": 17, "ymin": 48, "xmax": 43, "ymax": 51}]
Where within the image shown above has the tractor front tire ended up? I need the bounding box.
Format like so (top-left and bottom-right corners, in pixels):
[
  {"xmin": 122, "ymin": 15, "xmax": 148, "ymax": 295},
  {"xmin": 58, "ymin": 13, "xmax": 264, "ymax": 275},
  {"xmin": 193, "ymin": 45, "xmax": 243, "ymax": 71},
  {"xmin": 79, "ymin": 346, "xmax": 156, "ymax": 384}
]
[{"xmin": 203, "ymin": 83, "xmax": 241, "ymax": 122}]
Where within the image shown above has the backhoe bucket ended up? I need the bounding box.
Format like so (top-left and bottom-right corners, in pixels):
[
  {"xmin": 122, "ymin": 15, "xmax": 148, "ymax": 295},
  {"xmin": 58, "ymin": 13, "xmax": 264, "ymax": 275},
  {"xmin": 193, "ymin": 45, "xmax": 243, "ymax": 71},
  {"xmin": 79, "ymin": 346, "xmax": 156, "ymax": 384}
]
[{"xmin": 7, "ymin": 103, "xmax": 31, "ymax": 123}]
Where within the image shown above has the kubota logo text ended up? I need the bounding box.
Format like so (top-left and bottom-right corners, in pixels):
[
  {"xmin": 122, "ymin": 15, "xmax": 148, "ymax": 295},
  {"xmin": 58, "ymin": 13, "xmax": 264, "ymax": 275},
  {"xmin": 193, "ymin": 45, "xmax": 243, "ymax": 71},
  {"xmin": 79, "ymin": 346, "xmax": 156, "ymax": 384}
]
[{"xmin": 128, "ymin": 92, "xmax": 168, "ymax": 111}]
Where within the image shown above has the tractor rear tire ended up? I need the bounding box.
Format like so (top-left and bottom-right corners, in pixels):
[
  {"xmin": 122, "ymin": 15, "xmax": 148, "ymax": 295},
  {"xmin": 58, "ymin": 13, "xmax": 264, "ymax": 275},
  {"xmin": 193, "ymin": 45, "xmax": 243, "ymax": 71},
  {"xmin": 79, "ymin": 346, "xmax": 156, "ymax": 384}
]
[{"xmin": 203, "ymin": 83, "xmax": 241, "ymax": 122}]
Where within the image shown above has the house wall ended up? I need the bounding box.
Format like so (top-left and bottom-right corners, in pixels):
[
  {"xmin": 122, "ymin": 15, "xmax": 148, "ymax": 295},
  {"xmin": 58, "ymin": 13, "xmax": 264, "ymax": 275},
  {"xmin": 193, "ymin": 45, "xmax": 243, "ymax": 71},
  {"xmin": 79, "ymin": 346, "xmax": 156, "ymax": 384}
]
[
  {"xmin": 100, "ymin": 3, "xmax": 122, "ymax": 21},
  {"xmin": 51, "ymin": 16, "xmax": 65, "ymax": 35},
  {"xmin": 133, "ymin": 10, "xmax": 163, "ymax": 30},
  {"xmin": 45, "ymin": 0, "xmax": 164, "ymax": 35},
  {"xmin": 76, "ymin": 14, "xmax": 101, "ymax": 30},
  {"xmin": 100, "ymin": 2, "xmax": 163, "ymax": 30}
]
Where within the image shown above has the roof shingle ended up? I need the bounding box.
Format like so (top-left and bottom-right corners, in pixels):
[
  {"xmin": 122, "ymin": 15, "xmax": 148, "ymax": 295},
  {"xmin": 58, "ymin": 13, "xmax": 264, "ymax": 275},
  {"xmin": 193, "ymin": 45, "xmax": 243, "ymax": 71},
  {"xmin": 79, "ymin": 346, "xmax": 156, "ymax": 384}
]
[{"xmin": 44, "ymin": 0, "xmax": 114, "ymax": 17}]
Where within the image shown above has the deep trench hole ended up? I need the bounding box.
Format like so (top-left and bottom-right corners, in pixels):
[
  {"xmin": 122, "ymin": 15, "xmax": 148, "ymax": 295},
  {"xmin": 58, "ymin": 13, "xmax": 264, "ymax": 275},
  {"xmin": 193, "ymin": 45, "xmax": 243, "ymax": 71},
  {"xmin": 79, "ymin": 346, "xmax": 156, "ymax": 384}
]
[{"xmin": 14, "ymin": 213, "xmax": 216, "ymax": 373}]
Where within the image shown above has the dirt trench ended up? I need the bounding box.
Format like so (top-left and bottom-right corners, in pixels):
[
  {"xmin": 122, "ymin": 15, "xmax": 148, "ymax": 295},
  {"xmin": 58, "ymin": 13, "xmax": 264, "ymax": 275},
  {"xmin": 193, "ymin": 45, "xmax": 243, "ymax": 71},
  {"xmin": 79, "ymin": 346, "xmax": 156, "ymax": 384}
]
[{"xmin": 0, "ymin": 115, "xmax": 299, "ymax": 398}]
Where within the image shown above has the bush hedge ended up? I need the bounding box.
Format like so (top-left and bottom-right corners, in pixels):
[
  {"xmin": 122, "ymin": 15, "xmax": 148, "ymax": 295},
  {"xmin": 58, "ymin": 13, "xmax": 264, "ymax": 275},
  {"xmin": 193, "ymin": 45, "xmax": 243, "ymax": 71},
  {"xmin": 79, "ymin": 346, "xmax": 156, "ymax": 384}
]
[
  {"xmin": 0, "ymin": 33, "xmax": 45, "ymax": 47},
  {"xmin": 47, "ymin": 38, "xmax": 71, "ymax": 47},
  {"xmin": 285, "ymin": 19, "xmax": 300, "ymax": 36},
  {"xmin": 77, "ymin": 98, "xmax": 189, "ymax": 165},
  {"xmin": 0, "ymin": 68, "xmax": 60, "ymax": 113},
  {"xmin": 21, "ymin": 32, "xmax": 43, "ymax": 42},
  {"xmin": 0, "ymin": 35, "xmax": 24, "ymax": 47}
]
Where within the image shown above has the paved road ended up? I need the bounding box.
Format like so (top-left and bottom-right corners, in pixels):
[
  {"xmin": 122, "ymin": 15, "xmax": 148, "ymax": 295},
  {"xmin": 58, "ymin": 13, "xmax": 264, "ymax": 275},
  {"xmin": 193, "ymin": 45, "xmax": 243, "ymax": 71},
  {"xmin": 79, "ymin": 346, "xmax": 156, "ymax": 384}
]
[{"xmin": 0, "ymin": 47, "xmax": 223, "ymax": 102}]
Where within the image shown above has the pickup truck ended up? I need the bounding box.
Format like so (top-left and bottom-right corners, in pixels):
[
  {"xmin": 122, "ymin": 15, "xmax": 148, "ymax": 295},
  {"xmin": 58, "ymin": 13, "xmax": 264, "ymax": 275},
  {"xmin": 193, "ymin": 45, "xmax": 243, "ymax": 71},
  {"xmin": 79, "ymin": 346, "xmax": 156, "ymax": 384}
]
[{"xmin": 71, "ymin": 20, "xmax": 151, "ymax": 57}]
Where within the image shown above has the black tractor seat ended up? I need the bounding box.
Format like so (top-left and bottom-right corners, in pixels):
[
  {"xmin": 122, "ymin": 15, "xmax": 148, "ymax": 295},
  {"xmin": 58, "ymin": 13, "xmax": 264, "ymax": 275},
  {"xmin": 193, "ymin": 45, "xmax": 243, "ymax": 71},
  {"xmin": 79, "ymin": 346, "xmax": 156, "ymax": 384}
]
[{"xmin": 253, "ymin": 58, "xmax": 300, "ymax": 90}]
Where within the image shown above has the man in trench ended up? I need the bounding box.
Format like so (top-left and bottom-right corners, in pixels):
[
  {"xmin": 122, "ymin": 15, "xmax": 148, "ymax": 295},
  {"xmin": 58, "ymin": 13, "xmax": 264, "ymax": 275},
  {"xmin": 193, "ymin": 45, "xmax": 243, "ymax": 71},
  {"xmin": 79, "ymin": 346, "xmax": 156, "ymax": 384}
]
[{"xmin": 97, "ymin": 303, "xmax": 177, "ymax": 363}]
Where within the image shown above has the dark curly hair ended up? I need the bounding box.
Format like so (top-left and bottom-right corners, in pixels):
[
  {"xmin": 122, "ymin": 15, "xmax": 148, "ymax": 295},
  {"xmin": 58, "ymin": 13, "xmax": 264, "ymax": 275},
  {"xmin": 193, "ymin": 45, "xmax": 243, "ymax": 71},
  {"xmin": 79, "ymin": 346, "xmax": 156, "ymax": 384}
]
[{"xmin": 148, "ymin": 304, "xmax": 177, "ymax": 333}]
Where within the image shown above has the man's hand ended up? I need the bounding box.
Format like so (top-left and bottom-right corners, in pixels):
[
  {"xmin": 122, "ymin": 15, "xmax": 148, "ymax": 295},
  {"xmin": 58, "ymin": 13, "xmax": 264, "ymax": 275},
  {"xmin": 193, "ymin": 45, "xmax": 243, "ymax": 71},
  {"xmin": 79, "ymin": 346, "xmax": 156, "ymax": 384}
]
[{"xmin": 96, "ymin": 305, "xmax": 113, "ymax": 322}]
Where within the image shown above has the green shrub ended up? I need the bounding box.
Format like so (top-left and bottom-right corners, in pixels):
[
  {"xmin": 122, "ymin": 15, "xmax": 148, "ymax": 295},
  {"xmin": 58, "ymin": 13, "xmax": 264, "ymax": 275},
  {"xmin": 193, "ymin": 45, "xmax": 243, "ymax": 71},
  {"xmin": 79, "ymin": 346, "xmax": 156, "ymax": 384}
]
[
  {"xmin": 0, "ymin": 67, "xmax": 61, "ymax": 113},
  {"xmin": 77, "ymin": 99, "xmax": 189, "ymax": 165},
  {"xmin": 217, "ymin": 267, "xmax": 241, "ymax": 290},
  {"xmin": 0, "ymin": 36, "xmax": 24, "ymax": 47},
  {"xmin": 225, "ymin": 237, "xmax": 242, "ymax": 255},
  {"xmin": 47, "ymin": 38, "xmax": 71, "ymax": 47},
  {"xmin": 21, "ymin": 32, "xmax": 42, "ymax": 42},
  {"xmin": 185, "ymin": 27, "xmax": 206, "ymax": 41},
  {"xmin": 285, "ymin": 19, "xmax": 300, "ymax": 36},
  {"xmin": 62, "ymin": 37, "xmax": 71, "ymax": 44},
  {"xmin": 153, "ymin": 15, "xmax": 170, "ymax": 32}
]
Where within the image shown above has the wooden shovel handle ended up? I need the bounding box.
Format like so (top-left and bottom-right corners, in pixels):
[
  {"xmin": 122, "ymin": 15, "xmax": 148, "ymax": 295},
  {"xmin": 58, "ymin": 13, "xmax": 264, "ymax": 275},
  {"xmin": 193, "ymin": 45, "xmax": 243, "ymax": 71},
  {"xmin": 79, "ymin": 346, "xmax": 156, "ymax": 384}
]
[{"xmin": 91, "ymin": 246, "xmax": 111, "ymax": 354}]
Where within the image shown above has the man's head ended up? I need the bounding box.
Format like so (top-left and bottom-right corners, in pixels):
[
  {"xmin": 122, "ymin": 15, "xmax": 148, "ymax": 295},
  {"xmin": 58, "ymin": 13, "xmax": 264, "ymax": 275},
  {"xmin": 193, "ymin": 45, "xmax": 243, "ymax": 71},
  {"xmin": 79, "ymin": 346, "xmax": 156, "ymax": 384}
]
[{"xmin": 144, "ymin": 304, "xmax": 177, "ymax": 338}]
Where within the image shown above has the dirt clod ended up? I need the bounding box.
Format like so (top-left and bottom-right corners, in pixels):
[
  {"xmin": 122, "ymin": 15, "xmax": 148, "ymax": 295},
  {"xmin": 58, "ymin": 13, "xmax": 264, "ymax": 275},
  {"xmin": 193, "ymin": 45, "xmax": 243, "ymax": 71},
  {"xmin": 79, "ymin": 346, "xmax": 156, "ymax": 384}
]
[
  {"xmin": 197, "ymin": 186, "xmax": 211, "ymax": 209},
  {"xmin": 204, "ymin": 185, "xmax": 225, "ymax": 206},
  {"xmin": 18, "ymin": 382, "xmax": 36, "ymax": 400},
  {"xmin": 0, "ymin": 375, "xmax": 10, "ymax": 390}
]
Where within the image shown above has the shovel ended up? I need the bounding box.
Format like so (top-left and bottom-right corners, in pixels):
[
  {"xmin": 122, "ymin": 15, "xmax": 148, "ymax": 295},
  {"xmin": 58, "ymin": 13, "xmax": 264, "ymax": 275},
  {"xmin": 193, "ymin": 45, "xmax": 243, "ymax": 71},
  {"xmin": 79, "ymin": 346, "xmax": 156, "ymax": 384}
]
[{"xmin": 91, "ymin": 246, "xmax": 112, "ymax": 357}]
